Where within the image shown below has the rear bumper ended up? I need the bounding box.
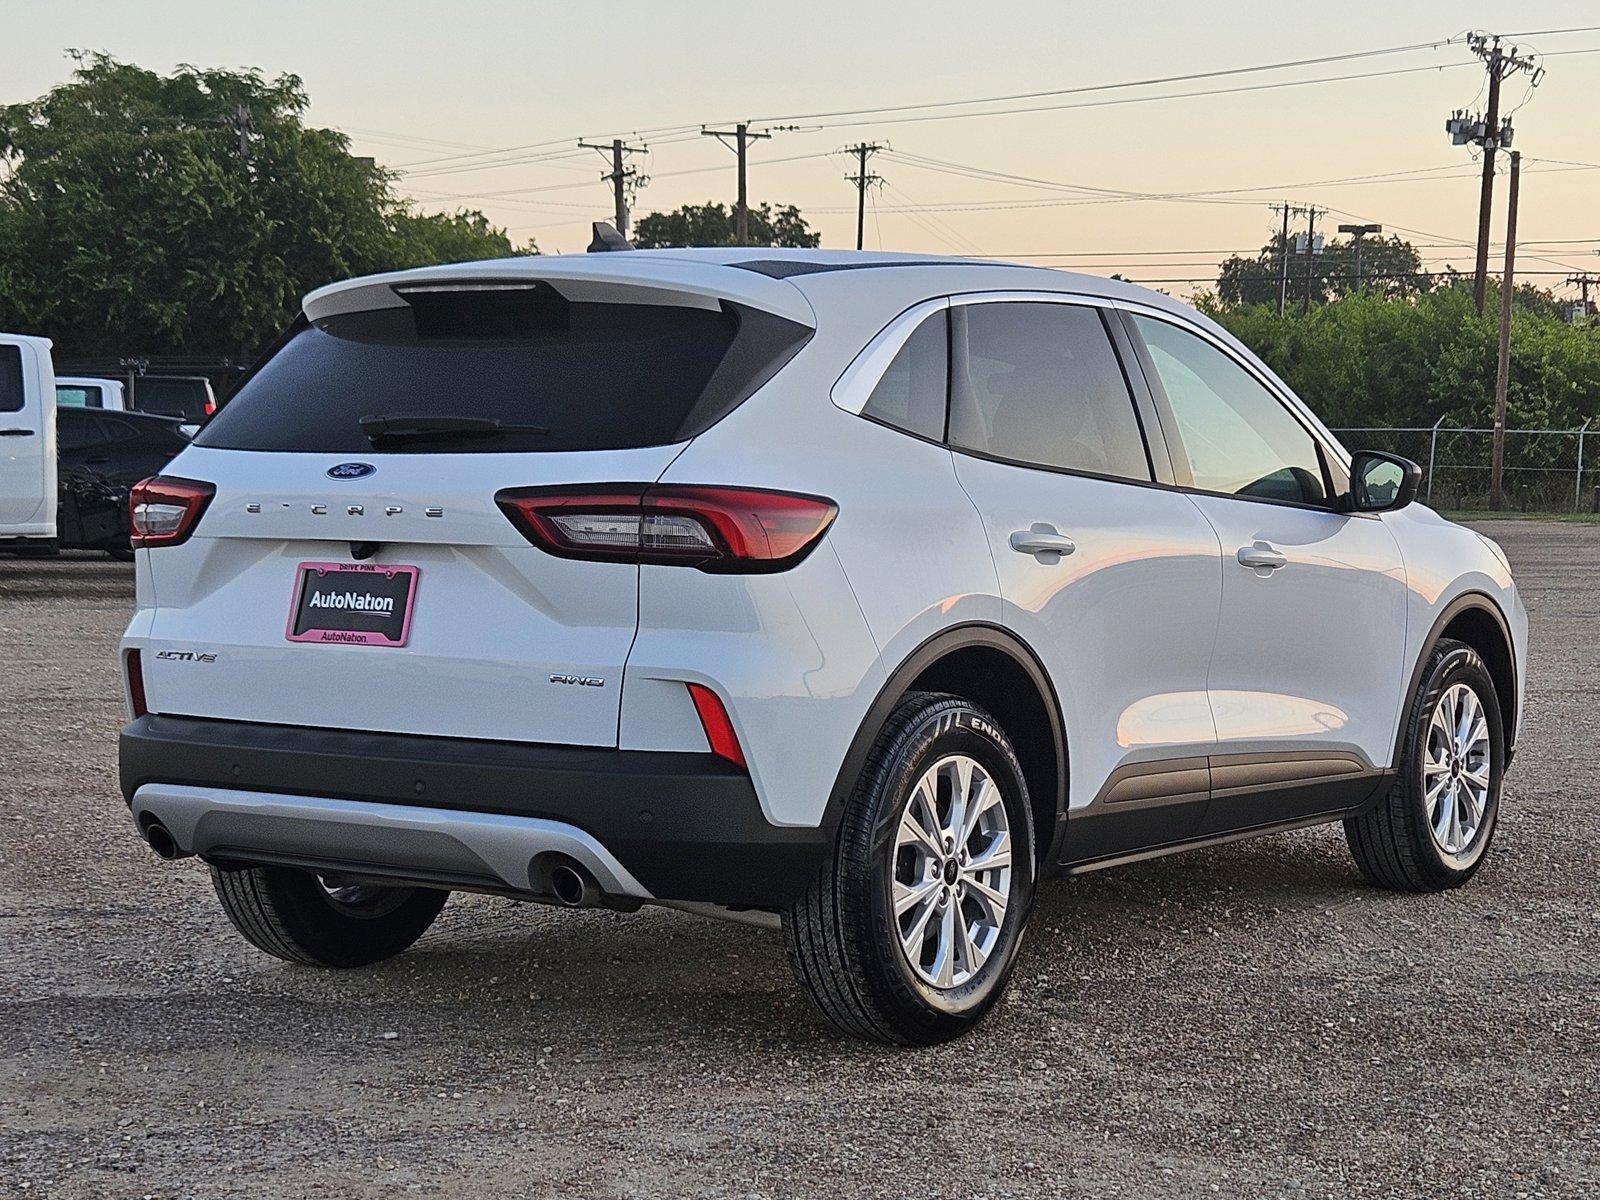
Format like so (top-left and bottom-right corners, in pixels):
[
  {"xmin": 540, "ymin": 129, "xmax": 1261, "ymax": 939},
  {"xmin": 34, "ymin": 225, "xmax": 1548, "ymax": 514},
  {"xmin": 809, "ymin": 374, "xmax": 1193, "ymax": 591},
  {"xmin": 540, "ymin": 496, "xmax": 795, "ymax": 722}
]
[{"xmin": 119, "ymin": 714, "xmax": 830, "ymax": 908}]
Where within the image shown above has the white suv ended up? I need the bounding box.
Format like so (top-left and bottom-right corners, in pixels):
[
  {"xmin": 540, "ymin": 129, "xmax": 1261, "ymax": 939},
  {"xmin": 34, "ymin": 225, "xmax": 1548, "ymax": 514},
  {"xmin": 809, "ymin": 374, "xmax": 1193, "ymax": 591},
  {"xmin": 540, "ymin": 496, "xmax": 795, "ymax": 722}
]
[{"xmin": 118, "ymin": 250, "xmax": 1527, "ymax": 1044}]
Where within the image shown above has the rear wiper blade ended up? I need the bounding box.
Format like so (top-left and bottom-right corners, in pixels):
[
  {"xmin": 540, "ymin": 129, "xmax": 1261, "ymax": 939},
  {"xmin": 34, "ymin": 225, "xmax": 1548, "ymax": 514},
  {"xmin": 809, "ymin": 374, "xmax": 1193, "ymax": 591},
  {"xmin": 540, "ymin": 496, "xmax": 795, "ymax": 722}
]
[{"xmin": 359, "ymin": 413, "xmax": 550, "ymax": 443}]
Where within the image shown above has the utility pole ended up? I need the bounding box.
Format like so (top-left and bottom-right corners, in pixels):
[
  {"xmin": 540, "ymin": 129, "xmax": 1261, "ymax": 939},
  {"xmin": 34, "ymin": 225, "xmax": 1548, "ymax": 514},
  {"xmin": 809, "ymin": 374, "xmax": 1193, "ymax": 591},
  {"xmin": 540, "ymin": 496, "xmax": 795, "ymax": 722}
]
[
  {"xmin": 1338, "ymin": 223, "xmax": 1383, "ymax": 292},
  {"xmin": 1296, "ymin": 206, "xmax": 1324, "ymax": 315},
  {"xmin": 1445, "ymin": 33, "xmax": 1541, "ymax": 314},
  {"xmin": 845, "ymin": 143, "xmax": 885, "ymax": 250},
  {"xmin": 1272, "ymin": 202, "xmax": 1292, "ymax": 316},
  {"xmin": 702, "ymin": 123, "xmax": 773, "ymax": 246},
  {"xmin": 1567, "ymin": 272, "xmax": 1599, "ymax": 317},
  {"xmin": 577, "ymin": 137, "xmax": 647, "ymax": 239},
  {"xmin": 232, "ymin": 104, "xmax": 254, "ymax": 165},
  {"xmin": 1491, "ymin": 150, "xmax": 1520, "ymax": 511}
]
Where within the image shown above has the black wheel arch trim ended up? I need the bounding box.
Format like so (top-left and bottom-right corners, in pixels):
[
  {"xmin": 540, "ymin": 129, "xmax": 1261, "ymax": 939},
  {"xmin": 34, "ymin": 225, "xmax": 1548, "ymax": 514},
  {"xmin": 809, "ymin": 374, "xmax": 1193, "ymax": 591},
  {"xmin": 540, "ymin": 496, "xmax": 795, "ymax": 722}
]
[
  {"xmin": 823, "ymin": 623, "xmax": 1069, "ymax": 859},
  {"xmin": 1392, "ymin": 590, "xmax": 1517, "ymax": 769}
]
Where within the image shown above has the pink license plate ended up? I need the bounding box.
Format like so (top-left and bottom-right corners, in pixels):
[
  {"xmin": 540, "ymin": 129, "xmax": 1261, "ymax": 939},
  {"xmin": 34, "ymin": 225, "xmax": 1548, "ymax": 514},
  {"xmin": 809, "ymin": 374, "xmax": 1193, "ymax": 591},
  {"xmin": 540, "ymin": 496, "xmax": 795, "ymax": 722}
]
[{"xmin": 286, "ymin": 561, "xmax": 419, "ymax": 647}]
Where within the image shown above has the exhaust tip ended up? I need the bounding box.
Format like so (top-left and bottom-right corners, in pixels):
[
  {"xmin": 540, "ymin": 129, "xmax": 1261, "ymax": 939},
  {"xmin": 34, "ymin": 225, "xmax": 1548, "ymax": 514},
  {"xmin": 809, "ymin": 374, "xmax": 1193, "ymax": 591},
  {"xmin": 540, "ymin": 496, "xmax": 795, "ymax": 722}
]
[
  {"xmin": 142, "ymin": 820, "xmax": 181, "ymax": 860},
  {"xmin": 548, "ymin": 861, "xmax": 600, "ymax": 908}
]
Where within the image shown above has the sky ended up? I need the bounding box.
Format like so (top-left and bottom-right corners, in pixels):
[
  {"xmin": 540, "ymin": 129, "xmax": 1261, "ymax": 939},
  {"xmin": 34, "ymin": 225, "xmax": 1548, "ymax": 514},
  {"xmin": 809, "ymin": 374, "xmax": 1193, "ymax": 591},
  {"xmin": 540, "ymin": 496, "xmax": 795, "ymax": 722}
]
[{"xmin": 7, "ymin": 1, "xmax": 1600, "ymax": 296}]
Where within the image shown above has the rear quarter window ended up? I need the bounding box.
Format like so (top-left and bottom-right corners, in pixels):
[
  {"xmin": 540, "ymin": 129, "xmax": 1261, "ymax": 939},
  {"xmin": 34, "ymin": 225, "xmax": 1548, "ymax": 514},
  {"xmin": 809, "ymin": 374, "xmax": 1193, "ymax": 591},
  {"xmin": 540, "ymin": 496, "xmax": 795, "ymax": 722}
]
[{"xmin": 199, "ymin": 285, "xmax": 810, "ymax": 454}]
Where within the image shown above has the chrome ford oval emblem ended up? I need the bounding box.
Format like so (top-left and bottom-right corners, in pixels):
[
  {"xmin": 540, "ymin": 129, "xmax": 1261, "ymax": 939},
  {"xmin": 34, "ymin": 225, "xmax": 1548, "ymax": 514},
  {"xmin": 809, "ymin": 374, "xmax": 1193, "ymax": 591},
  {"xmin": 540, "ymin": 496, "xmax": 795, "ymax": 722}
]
[{"xmin": 327, "ymin": 462, "xmax": 376, "ymax": 480}]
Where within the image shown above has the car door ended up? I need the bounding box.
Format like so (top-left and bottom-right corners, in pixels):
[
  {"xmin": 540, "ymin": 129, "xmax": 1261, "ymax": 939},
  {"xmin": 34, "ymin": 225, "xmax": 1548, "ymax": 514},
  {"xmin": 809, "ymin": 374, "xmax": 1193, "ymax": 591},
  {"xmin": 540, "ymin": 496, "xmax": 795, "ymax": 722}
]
[
  {"xmin": 945, "ymin": 296, "xmax": 1225, "ymax": 862},
  {"xmin": 1122, "ymin": 311, "xmax": 1407, "ymax": 833},
  {"xmin": 0, "ymin": 338, "xmax": 51, "ymax": 534}
]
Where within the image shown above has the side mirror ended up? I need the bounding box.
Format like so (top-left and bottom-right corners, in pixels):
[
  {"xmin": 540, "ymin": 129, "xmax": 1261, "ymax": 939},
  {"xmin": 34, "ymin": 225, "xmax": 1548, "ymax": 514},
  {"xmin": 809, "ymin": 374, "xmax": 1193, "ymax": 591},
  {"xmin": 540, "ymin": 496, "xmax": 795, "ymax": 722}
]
[{"xmin": 1346, "ymin": 450, "xmax": 1421, "ymax": 513}]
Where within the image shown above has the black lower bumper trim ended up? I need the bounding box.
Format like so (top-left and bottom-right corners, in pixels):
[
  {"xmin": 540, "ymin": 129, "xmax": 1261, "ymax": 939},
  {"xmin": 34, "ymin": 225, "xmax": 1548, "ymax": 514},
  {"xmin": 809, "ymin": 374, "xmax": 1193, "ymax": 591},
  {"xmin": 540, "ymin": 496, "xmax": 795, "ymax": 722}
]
[{"xmin": 119, "ymin": 714, "xmax": 829, "ymax": 908}]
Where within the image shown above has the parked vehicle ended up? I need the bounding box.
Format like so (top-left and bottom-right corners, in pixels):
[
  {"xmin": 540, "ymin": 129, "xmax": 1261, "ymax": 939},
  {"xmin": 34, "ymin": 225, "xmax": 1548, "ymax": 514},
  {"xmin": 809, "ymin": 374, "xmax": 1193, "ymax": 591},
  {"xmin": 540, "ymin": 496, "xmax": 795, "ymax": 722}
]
[
  {"xmin": 58, "ymin": 407, "xmax": 190, "ymax": 559},
  {"xmin": 0, "ymin": 331, "xmax": 58, "ymax": 552},
  {"xmin": 117, "ymin": 251, "xmax": 1527, "ymax": 1044},
  {"xmin": 56, "ymin": 376, "xmax": 128, "ymax": 411},
  {"xmin": 126, "ymin": 374, "xmax": 216, "ymax": 421}
]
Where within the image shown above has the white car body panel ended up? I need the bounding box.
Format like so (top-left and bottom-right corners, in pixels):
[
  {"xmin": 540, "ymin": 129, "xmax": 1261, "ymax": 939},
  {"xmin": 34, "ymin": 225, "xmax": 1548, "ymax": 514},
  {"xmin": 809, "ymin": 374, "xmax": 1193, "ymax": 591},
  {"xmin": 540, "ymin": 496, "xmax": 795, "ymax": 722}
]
[
  {"xmin": 135, "ymin": 443, "xmax": 682, "ymax": 747},
  {"xmin": 0, "ymin": 332, "xmax": 57, "ymax": 538},
  {"xmin": 1188, "ymin": 493, "xmax": 1408, "ymax": 768},
  {"xmin": 952, "ymin": 453, "xmax": 1224, "ymax": 811}
]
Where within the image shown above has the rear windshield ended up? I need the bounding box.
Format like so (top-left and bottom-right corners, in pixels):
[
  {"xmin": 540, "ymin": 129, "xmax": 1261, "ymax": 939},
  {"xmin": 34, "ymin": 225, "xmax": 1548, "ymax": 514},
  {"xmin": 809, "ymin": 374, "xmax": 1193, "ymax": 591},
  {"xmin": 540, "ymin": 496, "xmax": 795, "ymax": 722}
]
[
  {"xmin": 135, "ymin": 377, "xmax": 211, "ymax": 419},
  {"xmin": 198, "ymin": 285, "xmax": 809, "ymax": 454}
]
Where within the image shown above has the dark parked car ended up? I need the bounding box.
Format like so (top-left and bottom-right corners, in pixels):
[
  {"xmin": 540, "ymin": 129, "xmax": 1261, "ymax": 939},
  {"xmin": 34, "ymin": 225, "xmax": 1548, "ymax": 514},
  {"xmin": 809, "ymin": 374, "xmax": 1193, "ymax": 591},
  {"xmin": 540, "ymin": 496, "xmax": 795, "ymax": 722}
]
[{"xmin": 58, "ymin": 408, "xmax": 189, "ymax": 559}]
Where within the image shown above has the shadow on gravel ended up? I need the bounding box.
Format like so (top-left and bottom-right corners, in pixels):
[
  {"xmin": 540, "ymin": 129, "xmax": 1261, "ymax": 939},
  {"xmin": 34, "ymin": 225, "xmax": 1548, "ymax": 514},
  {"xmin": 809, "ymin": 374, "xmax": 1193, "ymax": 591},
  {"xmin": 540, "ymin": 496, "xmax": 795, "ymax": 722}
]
[{"xmin": 121, "ymin": 826, "xmax": 1375, "ymax": 1053}]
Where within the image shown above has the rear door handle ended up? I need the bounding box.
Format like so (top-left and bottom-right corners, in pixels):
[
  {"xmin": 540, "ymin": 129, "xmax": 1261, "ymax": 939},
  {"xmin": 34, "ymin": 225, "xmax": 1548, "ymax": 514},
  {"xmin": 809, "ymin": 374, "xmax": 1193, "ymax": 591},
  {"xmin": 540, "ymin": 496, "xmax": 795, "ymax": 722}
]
[
  {"xmin": 1009, "ymin": 528, "xmax": 1076, "ymax": 557},
  {"xmin": 1236, "ymin": 543, "xmax": 1288, "ymax": 571},
  {"xmin": 0, "ymin": 428, "xmax": 35, "ymax": 437}
]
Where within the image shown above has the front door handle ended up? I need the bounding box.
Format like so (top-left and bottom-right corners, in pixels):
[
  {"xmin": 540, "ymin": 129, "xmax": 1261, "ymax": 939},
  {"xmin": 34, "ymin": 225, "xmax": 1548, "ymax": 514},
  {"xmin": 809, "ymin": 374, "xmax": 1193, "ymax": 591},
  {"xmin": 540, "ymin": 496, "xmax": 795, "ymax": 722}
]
[
  {"xmin": 1236, "ymin": 542, "xmax": 1288, "ymax": 571},
  {"xmin": 0, "ymin": 428, "xmax": 35, "ymax": 437},
  {"xmin": 1009, "ymin": 527, "xmax": 1076, "ymax": 557}
]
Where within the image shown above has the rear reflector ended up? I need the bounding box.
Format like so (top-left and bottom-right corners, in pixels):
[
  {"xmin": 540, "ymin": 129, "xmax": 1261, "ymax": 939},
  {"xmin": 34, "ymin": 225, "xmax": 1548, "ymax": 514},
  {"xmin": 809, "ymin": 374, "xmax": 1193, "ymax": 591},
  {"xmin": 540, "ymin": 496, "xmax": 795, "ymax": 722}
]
[
  {"xmin": 125, "ymin": 649, "xmax": 149, "ymax": 718},
  {"xmin": 686, "ymin": 683, "xmax": 746, "ymax": 769},
  {"xmin": 496, "ymin": 484, "xmax": 836, "ymax": 572},
  {"xmin": 130, "ymin": 476, "xmax": 215, "ymax": 548}
]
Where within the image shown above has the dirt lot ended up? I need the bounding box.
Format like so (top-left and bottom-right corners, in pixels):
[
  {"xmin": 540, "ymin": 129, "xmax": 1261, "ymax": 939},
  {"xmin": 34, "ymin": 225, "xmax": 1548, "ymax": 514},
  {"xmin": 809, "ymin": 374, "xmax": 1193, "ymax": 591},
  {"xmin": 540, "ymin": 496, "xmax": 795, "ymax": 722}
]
[{"xmin": 1, "ymin": 520, "xmax": 1595, "ymax": 1199}]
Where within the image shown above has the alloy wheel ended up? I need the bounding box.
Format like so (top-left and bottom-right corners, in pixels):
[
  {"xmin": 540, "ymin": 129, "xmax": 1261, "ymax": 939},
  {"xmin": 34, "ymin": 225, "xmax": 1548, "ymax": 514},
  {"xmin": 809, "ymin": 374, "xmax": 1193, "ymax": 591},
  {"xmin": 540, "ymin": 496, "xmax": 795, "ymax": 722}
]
[
  {"xmin": 891, "ymin": 754, "xmax": 1012, "ymax": 989},
  {"xmin": 1424, "ymin": 682, "xmax": 1493, "ymax": 856}
]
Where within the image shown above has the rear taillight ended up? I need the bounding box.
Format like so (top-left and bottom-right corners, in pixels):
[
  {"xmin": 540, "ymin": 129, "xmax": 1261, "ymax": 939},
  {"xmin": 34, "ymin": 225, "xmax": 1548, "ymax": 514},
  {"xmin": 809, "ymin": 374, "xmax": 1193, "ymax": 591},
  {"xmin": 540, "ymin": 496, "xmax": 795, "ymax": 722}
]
[
  {"xmin": 129, "ymin": 476, "xmax": 215, "ymax": 549},
  {"xmin": 203, "ymin": 398, "xmax": 217, "ymax": 416},
  {"xmin": 496, "ymin": 484, "xmax": 837, "ymax": 572},
  {"xmin": 125, "ymin": 649, "xmax": 149, "ymax": 718}
]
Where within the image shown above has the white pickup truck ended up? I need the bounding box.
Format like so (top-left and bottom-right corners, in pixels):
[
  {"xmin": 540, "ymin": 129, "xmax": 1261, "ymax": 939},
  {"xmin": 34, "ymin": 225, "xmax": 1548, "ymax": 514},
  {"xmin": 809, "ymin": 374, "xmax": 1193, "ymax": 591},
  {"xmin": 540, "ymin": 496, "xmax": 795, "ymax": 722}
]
[
  {"xmin": 56, "ymin": 376, "xmax": 128, "ymax": 411},
  {"xmin": 0, "ymin": 332, "xmax": 58, "ymax": 551}
]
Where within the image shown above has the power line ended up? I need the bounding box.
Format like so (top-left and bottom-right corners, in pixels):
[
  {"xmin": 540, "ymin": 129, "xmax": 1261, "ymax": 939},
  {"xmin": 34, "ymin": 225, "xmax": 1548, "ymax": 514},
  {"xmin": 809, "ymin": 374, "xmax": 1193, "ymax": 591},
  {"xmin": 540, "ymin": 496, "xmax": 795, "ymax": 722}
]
[
  {"xmin": 750, "ymin": 36, "xmax": 1464, "ymax": 125},
  {"xmin": 789, "ymin": 61, "xmax": 1481, "ymax": 131}
]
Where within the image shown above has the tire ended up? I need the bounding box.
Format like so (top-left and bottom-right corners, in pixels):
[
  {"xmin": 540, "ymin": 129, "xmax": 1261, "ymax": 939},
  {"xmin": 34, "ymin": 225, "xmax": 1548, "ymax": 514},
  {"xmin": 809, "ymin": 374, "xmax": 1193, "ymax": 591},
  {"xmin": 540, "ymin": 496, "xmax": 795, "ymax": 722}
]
[
  {"xmin": 105, "ymin": 544, "xmax": 135, "ymax": 562},
  {"xmin": 1345, "ymin": 638, "xmax": 1504, "ymax": 892},
  {"xmin": 210, "ymin": 864, "xmax": 448, "ymax": 968},
  {"xmin": 784, "ymin": 692, "xmax": 1037, "ymax": 1045}
]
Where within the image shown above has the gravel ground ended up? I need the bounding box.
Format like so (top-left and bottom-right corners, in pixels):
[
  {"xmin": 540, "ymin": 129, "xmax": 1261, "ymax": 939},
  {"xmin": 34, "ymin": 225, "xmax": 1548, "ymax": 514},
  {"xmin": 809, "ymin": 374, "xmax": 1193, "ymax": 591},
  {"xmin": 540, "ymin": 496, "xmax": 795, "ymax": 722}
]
[{"xmin": 1, "ymin": 520, "xmax": 1596, "ymax": 1200}]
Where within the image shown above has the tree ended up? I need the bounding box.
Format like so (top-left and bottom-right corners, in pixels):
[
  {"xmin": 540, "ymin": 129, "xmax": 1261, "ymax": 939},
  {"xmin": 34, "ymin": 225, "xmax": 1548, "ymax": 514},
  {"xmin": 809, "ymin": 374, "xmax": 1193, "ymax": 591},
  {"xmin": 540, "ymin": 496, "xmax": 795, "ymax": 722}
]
[
  {"xmin": 0, "ymin": 54, "xmax": 530, "ymax": 358},
  {"xmin": 1205, "ymin": 283, "xmax": 1600, "ymax": 431},
  {"xmin": 1216, "ymin": 230, "xmax": 1433, "ymax": 307},
  {"xmin": 632, "ymin": 201, "xmax": 820, "ymax": 249}
]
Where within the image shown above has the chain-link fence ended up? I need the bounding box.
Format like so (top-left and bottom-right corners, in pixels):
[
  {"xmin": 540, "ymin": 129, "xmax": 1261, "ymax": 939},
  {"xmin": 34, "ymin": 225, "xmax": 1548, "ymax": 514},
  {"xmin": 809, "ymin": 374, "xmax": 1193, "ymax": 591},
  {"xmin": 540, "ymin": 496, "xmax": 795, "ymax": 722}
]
[{"xmin": 1331, "ymin": 422, "xmax": 1600, "ymax": 512}]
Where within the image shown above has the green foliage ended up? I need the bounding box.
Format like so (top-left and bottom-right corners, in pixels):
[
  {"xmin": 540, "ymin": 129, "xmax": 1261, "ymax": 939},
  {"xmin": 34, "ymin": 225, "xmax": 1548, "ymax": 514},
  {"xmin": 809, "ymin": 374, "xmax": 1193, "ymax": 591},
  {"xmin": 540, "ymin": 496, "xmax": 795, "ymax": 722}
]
[
  {"xmin": 632, "ymin": 201, "xmax": 820, "ymax": 249},
  {"xmin": 1216, "ymin": 232, "xmax": 1433, "ymax": 307},
  {"xmin": 1205, "ymin": 280, "xmax": 1600, "ymax": 430},
  {"xmin": 0, "ymin": 54, "xmax": 531, "ymax": 358}
]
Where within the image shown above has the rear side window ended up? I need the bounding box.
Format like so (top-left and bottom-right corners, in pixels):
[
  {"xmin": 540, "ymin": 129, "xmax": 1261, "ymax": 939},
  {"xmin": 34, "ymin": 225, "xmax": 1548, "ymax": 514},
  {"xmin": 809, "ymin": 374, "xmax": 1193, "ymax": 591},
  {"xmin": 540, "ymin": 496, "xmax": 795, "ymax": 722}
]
[
  {"xmin": 949, "ymin": 302, "xmax": 1150, "ymax": 481},
  {"xmin": 0, "ymin": 346, "xmax": 23, "ymax": 413},
  {"xmin": 861, "ymin": 310, "xmax": 948, "ymax": 441},
  {"xmin": 200, "ymin": 285, "xmax": 810, "ymax": 454},
  {"xmin": 57, "ymin": 410, "xmax": 102, "ymax": 451}
]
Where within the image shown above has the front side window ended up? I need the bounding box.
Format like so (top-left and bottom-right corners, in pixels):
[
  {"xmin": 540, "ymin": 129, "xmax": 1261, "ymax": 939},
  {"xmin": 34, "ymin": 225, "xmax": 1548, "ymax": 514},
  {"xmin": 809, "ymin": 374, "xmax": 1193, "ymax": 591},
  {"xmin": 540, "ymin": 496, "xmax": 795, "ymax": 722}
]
[
  {"xmin": 948, "ymin": 302, "xmax": 1150, "ymax": 481},
  {"xmin": 1133, "ymin": 315, "xmax": 1327, "ymax": 505},
  {"xmin": 0, "ymin": 346, "xmax": 22, "ymax": 414},
  {"xmin": 860, "ymin": 309, "xmax": 947, "ymax": 441}
]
